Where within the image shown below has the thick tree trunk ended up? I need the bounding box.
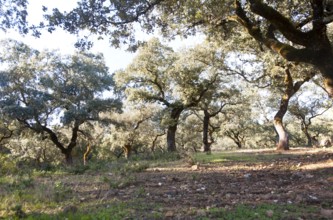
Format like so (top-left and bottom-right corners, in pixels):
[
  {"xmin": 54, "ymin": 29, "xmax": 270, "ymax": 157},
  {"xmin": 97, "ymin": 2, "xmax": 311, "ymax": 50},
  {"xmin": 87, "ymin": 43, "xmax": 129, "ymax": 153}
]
[
  {"xmin": 166, "ymin": 107, "xmax": 183, "ymax": 152},
  {"xmin": 306, "ymin": 133, "xmax": 312, "ymax": 147},
  {"xmin": 64, "ymin": 150, "xmax": 73, "ymax": 165},
  {"xmin": 274, "ymin": 119, "xmax": 289, "ymax": 150},
  {"xmin": 41, "ymin": 120, "xmax": 81, "ymax": 165},
  {"xmin": 273, "ymin": 67, "xmax": 310, "ymax": 151},
  {"xmin": 235, "ymin": 141, "xmax": 242, "ymax": 149},
  {"xmin": 167, "ymin": 125, "xmax": 177, "ymax": 152},
  {"xmin": 203, "ymin": 113, "xmax": 211, "ymax": 152}
]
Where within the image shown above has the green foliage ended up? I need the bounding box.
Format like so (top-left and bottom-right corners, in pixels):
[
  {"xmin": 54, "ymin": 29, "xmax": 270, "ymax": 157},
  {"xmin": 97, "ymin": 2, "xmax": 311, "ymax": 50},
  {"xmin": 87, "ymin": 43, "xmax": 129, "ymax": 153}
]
[
  {"xmin": 0, "ymin": 154, "xmax": 19, "ymax": 175},
  {"xmin": 0, "ymin": 39, "xmax": 122, "ymax": 163},
  {"xmin": 0, "ymin": 0, "xmax": 28, "ymax": 34}
]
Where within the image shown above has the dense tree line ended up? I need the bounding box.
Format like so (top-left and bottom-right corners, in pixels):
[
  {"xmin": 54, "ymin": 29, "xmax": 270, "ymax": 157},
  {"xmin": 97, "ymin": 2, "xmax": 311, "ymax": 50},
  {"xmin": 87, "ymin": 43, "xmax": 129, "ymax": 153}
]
[{"xmin": 1, "ymin": 1, "xmax": 333, "ymax": 164}]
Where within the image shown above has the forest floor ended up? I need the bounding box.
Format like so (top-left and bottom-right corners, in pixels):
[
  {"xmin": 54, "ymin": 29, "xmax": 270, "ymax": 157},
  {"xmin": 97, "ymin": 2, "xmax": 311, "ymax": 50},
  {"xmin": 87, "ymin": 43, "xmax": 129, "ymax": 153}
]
[{"xmin": 1, "ymin": 147, "xmax": 333, "ymax": 219}]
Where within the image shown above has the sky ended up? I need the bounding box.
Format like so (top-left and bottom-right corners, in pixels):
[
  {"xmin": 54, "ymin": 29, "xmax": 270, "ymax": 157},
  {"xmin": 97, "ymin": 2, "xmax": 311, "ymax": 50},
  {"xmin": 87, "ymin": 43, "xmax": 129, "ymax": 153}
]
[{"xmin": 0, "ymin": 0, "xmax": 204, "ymax": 73}]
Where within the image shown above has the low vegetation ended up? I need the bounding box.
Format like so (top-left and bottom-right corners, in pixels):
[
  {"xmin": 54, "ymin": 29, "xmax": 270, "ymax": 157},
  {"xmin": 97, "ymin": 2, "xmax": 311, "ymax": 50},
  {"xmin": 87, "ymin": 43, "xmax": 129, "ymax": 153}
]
[{"xmin": 1, "ymin": 148, "xmax": 332, "ymax": 219}]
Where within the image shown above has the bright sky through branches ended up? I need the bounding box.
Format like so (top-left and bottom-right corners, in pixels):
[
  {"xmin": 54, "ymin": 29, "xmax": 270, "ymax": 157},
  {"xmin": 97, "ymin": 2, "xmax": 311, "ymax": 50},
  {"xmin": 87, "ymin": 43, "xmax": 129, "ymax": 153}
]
[{"xmin": 0, "ymin": 0, "xmax": 204, "ymax": 73}]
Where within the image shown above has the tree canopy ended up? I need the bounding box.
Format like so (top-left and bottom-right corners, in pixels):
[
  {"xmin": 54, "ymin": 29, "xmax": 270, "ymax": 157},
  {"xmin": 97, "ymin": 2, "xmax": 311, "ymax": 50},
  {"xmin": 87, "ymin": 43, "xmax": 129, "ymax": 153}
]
[{"xmin": 0, "ymin": 39, "xmax": 121, "ymax": 163}]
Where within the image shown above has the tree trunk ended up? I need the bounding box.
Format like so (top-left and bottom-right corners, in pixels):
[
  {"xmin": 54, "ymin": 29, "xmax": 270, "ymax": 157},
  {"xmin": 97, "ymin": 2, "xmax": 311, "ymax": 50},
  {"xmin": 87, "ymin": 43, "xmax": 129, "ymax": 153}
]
[
  {"xmin": 306, "ymin": 133, "xmax": 312, "ymax": 147},
  {"xmin": 235, "ymin": 141, "xmax": 242, "ymax": 149},
  {"xmin": 203, "ymin": 112, "xmax": 211, "ymax": 152},
  {"xmin": 123, "ymin": 144, "xmax": 132, "ymax": 159},
  {"xmin": 318, "ymin": 57, "xmax": 333, "ymax": 97},
  {"xmin": 83, "ymin": 143, "xmax": 92, "ymax": 166},
  {"xmin": 167, "ymin": 125, "xmax": 177, "ymax": 152},
  {"xmin": 166, "ymin": 107, "xmax": 183, "ymax": 152},
  {"xmin": 301, "ymin": 124, "xmax": 312, "ymax": 147},
  {"xmin": 64, "ymin": 150, "xmax": 73, "ymax": 165},
  {"xmin": 41, "ymin": 120, "xmax": 81, "ymax": 165},
  {"xmin": 273, "ymin": 67, "xmax": 308, "ymax": 151},
  {"xmin": 274, "ymin": 119, "xmax": 289, "ymax": 150}
]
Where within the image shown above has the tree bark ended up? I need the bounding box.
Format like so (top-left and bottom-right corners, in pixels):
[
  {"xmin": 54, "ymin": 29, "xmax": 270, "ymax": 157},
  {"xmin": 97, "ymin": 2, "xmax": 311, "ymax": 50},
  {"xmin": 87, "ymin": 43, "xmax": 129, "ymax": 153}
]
[
  {"xmin": 203, "ymin": 111, "xmax": 212, "ymax": 152},
  {"xmin": 64, "ymin": 150, "xmax": 73, "ymax": 165},
  {"xmin": 274, "ymin": 87, "xmax": 290, "ymax": 151},
  {"xmin": 273, "ymin": 67, "xmax": 313, "ymax": 150},
  {"xmin": 274, "ymin": 118, "xmax": 289, "ymax": 150},
  {"xmin": 83, "ymin": 143, "xmax": 92, "ymax": 166},
  {"xmin": 123, "ymin": 144, "xmax": 132, "ymax": 159},
  {"xmin": 234, "ymin": 0, "xmax": 333, "ymax": 96},
  {"xmin": 167, "ymin": 124, "xmax": 177, "ymax": 152},
  {"xmin": 235, "ymin": 140, "xmax": 242, "ymax": 149},
  {"xmin": 166, "ymin": 107, "xmax": 183, "ymax": 152},
  {"xmin": 151, "ymin": 132, "xmax": 165, "ymax": 152},
  {"xmin": 39, "ymin": 120, "xmax": 81, "ymax": 165}
]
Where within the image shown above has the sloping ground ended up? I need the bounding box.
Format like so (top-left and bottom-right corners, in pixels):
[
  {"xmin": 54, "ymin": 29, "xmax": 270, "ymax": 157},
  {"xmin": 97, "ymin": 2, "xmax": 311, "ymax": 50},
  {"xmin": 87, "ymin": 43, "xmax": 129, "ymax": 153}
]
[{"xmin": 1, "ymin": 147, "xmax": 333, "ymax": 219}]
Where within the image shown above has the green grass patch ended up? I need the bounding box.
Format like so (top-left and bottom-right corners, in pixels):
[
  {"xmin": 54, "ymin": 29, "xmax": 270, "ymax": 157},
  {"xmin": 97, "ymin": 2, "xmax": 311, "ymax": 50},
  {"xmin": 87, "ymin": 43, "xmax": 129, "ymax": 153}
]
[
  {"xmin": 193, "ymin": 151, "xmax": 296, "ymax": 164},
  {"xmin": 4, "ymin": 199, "xmax": 163, "ymax": 220},
  {"xmin": 203, "ymin": 203, "xmax": 319, "ymax": 220}
]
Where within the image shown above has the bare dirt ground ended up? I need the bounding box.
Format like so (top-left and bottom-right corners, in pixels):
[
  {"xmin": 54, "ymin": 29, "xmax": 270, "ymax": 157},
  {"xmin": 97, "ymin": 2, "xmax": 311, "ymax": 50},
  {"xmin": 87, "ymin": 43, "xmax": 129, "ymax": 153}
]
[{"xmin": 27, "ymin": 148, "xmax": 333, "ymax": 219}]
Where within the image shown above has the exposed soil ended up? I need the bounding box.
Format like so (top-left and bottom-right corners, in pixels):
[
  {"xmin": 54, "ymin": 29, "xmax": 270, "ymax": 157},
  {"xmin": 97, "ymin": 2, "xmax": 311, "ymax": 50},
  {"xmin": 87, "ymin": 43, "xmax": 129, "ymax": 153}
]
[{"xmin": 39, "ymin": 148, "xmax": 333, "ymax": 219}]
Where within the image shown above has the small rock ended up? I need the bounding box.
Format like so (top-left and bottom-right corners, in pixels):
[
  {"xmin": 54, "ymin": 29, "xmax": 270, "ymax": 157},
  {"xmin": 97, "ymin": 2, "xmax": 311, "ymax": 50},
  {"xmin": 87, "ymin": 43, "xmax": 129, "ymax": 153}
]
[
  {"xmin": 305, "ymin": 195, "xmax": 320, "ymax": 204},
  {"xmin": 165, "ymin": 211, "xmax": 174, "ymax": 218},
  {"xmin": 191, "ymin": 164, "xmax": 199, "ymax": 171},
  {"xmin": 225, "ymin": 193, "xmax": 232, "ymax": 198},
  {"xmin": 244, "ymin": 173, "xmax": 251, "ymax": 178},
  {"xmin": 266, "ymin": 210, "xmax": 274, "ymax": 217},
  {"xmin": 308, "ymin": 195, "xmax": 318, "ymax": 200},
  {"xmin": 197, "ymin": 209, "xmax": 207, "ymax": 216}
]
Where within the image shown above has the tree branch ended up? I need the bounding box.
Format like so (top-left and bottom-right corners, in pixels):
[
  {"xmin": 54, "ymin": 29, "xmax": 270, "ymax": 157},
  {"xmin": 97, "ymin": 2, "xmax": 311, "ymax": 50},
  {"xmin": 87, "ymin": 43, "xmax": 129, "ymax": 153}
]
[{"xmin": 248, "ymin": 0, "xmax": 312, "ymax": 47}]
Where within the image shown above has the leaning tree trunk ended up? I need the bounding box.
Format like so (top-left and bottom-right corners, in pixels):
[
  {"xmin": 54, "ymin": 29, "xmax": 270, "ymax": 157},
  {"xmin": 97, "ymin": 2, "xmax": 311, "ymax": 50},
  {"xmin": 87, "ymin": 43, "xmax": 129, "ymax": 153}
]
[
  {"xmin": 273, "ymin": 67, "xmax": 312, "ymax": 151},
  {"xmin": 235, "ymin": 140, "xmax": 243, "ymax": 149},
  {"xmin": 274, "ymin": 94, "xmax": 290, "ymax": 151},
  {"xmin": 83, "ymin": 143, "xmax": 92, "ymax": 166},
  {"xmin": 274, "ymin": 118, "xmax": 289, "ymax": 150},
  {"xmin": 166, "ymin": 107, "xmax": 183, "ymax": 152}
]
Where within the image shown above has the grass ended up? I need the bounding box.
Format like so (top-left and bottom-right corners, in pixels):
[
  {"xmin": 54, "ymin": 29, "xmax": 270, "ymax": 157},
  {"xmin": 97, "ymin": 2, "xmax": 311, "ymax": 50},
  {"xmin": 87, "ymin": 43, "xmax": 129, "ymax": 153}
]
[
  {"xmin": 202, "ymin": 203, "xmax": 319, "ymax": 220},
  {"xmin": 0, "ymin": 152, "xmax": 175, "ymax": 219},
  {"xmin": 192, "ymin": 150, "xmax": 297, "ymax": 164},
  {"xmin": 0, "ymin": 149, "xmax": 329, "ymax": 219},
  {"xmin": 6, "ymin": 199, "xmax": 163, "ymax": 220}
]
